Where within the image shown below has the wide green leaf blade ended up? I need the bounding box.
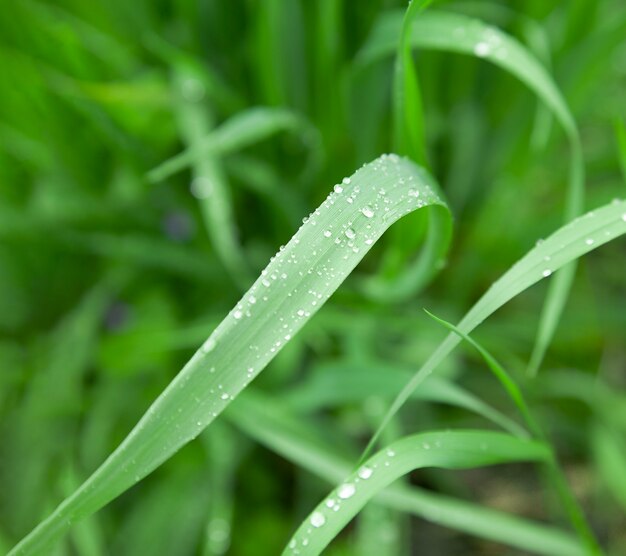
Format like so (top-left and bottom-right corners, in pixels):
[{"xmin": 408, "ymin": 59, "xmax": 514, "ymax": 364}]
[{"xmin": 9, "ymin": 154, "xmax": 449, "ymax": 555}]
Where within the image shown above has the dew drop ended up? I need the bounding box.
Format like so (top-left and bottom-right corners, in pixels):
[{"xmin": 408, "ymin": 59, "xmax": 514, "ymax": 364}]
[
  {"xmin": 622, "ymin": 213, "xmax": 626, "ymax": 222},
  {"xmin": 323, "ymin": 230, "xmax": 332, "ymax": 238},
  {"xmin": 249, "ymin": 295, "xmax": 257, "ymax": 304},
  {"xmin": 585, "ymin": 238, "xmax": 594, "ymax": 246},
  {"xmin": 543, "ymin": 269, "xmax": 552, "ymax": 277},
  {"xmin": 361, "ymin": 206, "xmax": 375, "ymax": 218},
  {"xmin": 233, "ymin": 310, "xmax": 243, "ymax": 319},
  {"xmin": 334, "ymin": 184, "xmax": 343, "ymax": 193},
  {"xmin": 310, "ymin": 511, "xmax": 326, "ymax": 528},
  {"xmin": 338, "ymin": 483, "xmax": 356, "ymax": 499},
  {"xmin": 408, "ymin": 189, "xmax": 420, "ymax": 198},
  {"xmin": 358, "ymin": 466, "xmax": 373, "ymax": 480},
  {"xmin": 345, "ymin": 228, "xmax": 356, "ymax": 239},
  {"xmin": 201, "ymin": 338, "xmax": 216, "ymax": 354},
  {"xmin": 474, "ymin": 41, "xmax": 491, "ymax": 57},
  {"xmin": 220, "ymin": 393, "xmax": 229, "ymax": 400},
  {"xmin": 342, "ymin": 177, "xmax": 351, "ymax": 185},
  {"xmin": 190, "ymin": 176, "xmax": 213, "ymax": 199}
]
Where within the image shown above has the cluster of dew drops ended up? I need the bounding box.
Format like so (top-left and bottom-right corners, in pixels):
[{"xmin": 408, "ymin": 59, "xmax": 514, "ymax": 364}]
[{"xmin": 287, "ymin": 436, "xmax": 452, "ymax": 553}]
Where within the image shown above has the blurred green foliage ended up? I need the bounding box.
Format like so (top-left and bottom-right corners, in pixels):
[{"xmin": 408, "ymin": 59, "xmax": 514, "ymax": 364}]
[{"xmin": 1, "ymin": 0, "xmax": 625, "ymax": 554}]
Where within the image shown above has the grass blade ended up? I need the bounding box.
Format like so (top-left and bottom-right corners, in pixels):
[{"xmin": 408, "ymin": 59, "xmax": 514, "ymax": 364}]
[
  {"xmin": 283, "ymin": 360, "xmax": 528, "ymax": 437},
  {"xmin": 172, "ymin": 62, "xmax": 251, "ymax": 288},
  {"xmin": 146, "ymin": 106, "xmax": 321, "ymax": 184},
  {"xmin": 9, "ymin": 154, "xmax": 448, "ymax": 555},
  {"xmin": 425, "ymin": 311, "xmax": 601, "ymax": 553},
  {"xmin": 357, "ymin": 8, "xmax": 585, "ymax": 372},
  {"xmin": 282, "ymin": 431, "xmax": 550, "ymax": 555},
  {"xmin": 227, "ymin": 391, "xmax": 585, "ymax": 556},
  {"xmin": 366, "ymin": 198, "xmax": 626, "ymax": 457}
]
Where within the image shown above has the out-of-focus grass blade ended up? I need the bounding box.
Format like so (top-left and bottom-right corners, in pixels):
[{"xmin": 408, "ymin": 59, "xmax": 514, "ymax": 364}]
[
  {"xmin": 283, "ymin": 361, "xmax": 527, "ymax": 438},
  {"xmin": 282, "ymin": 431, "xmax": 549, "ymax": 555},
  {"xmin": 9, "ymin": 154, "xmax": 448, "ymax": 555},
  {"xmin": 3, "ymin": 276, "xmax": 116, "ymax": 538},
  {"xmin": 357, "ymin": 9, "xmax": 584, "ymax": 373},
  {"xmin": 367, "ymin": 199, "xmax": 626, "ymax": 456},
  {"xmin": 227, "ymin": 391, "xmax": 584, "ymax": 556},
  {"xmin": 146, "ymin": 106, "xmax": 321, "ymax": 184},
  {"xmin": 172, "ymin": 62, "xmax": 250, "ymax": 287},
  {"xmin": 393, "ymin": 0, "xmax": 432, "ymax": 164},
  {"xmin": 592, "ymin": 423, "xmax": 626, "ymax": 511},
  {"xmin": 614, "ymin": 119, "xmax": 626, "ymax": 184}
]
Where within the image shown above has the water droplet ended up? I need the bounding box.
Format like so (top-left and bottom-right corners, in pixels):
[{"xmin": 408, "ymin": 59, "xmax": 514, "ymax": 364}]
[
  {"xmin": 474, "ymin": 42, "xmax": 491, "ymax": 57},
  {"xmin": 622, "ymin": 213, "xmax": 626, "ymax": 222},
  {"xmin": 201, "ymin": 338, "xmax": 216, "ymax": 354},
  {"xmin": 585, "ymin": 238, "xmax": 594, "ymax": 245},
  {"xmin": 334, "ymin": 184, "xmax": 343, "ymax": 193},
  {"xmin": 345, "ymin": 228, "xmax": 356, "ymax": 239},
  {"xmin": 361, "ymin": 206, "xmax": 374, "ymax": 218},
  {"xmin": 338, "ymin": 483, "xmax": 356, "ymax": 499},
  {"xmin": 342, "ymin": 177, "xmax": 351, "ymax": 185},
  {"xmin": 542, "ymin": 269, "xmax": 552, "ymax": 277},
  {"xmin": 249, "ymin": 295, "xmax": 257, "ymax": 304},
  {"xmin": 310, "ymin": 511, "xmax": 326, "ymax": 528},
  {"xmin": 190, "ymin": 176, "xmax": 213, "ymax": 199},
  {"xmin": 323, "ymin": 230, "xmax": 332, "ymax": 238},
  {"xmin": 181, "ymin": 78, "xmax": 205, "ymax": 102},
  {"xmin": 220, "ymin": 393, "xmax": 229, "ymax": 400},
  {"xmin": 423, "ymin": 442, "xmax": 431, "ymax": 450},
  {"xmin": 358, "ymin": 466, "xmax": 373, "ymax": 480},
  {"xmin": 408, "ymin": 189, "xmax": 420, "ymax": 198},
  {"xmin": 325, "ymin": 499, "xmax": 335, "ymax": 508},
  {"xmin": 386, "ymin": 449, "xmax": 396, "ymax": 457},
  {"xmin": 233, "ymin": 310, "xmax": 243, "ymax": 319}
]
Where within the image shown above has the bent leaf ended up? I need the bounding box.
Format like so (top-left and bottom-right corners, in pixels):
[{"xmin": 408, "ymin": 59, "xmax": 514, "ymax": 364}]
[
  {"xmin": 357, "ymin": 8, "xmax": 584, "ymax": 372},
  {"xmin": 9, "ymin": 154, "xmax": 449, "ymax": 555}
]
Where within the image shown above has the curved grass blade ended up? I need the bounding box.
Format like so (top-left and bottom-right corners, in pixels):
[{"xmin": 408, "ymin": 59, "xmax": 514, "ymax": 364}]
[
  {"xmin": 359, "ymin": 0, "xmax": 451, "ymax": 304},
  {"xmin": 366, "ymin": 199, "xmax": 626, "ymax": 463},
  {"xmin": 282, "ymin": 430, "xmax": 550, "ymax": 555},
  {"xmin": 228, "ymin": 391, "xmax": 584, "ymax": 556},
  {"xmin": 357, "ymin": 9, "xmax": 584, "ymax": 372},
  {"xmin": 9, "ymin": 154, "xmax": 448, "ymax": 556},
  {"xmin": 615, "ymin": 118, "xmax": 626, "ymax": 183},
  {"xmin": 146, "ymin": 106, "xmax": 322, "ymax": 184}
]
